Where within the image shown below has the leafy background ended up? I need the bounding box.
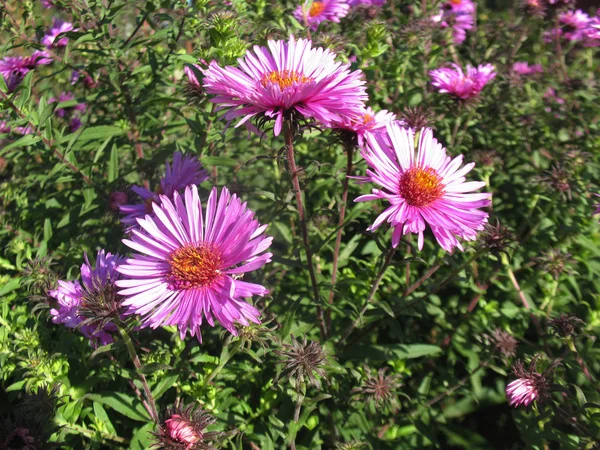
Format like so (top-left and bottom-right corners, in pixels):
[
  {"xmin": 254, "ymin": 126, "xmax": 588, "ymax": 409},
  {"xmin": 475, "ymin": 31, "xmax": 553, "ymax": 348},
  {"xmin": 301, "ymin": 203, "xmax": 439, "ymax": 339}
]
[{"xmin": 1, "ymin": 0, "xmax": 600, "ymax": 449}]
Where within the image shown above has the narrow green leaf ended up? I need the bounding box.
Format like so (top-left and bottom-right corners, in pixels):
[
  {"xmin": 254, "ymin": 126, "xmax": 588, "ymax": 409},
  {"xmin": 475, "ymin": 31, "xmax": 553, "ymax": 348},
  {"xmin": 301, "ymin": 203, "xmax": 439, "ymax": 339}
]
[{"xmin": 108, "ymin": 144, "xmax": 119, "ymax": 182}]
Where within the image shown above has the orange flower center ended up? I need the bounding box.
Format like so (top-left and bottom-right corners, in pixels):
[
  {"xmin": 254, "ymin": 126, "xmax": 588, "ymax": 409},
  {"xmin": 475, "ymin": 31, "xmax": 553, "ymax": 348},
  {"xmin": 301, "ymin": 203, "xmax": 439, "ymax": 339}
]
[
  {"xmin": 260, "ymin": 70, "xmax": 313, "ymax": 91},
  {"xmin": 398, "ymin": 166, "xmax": 445, "ymax": 207},
  {"xmin": 309, "ymin": 1, "xmax": 326, "ymax": 16},
  {"xmin": 166, "ymin": 244, "xmax": 223, "ymax": 290},
  {"xmin": 450, "ymin": 0, "xmax": 463, "ymax": 4}
]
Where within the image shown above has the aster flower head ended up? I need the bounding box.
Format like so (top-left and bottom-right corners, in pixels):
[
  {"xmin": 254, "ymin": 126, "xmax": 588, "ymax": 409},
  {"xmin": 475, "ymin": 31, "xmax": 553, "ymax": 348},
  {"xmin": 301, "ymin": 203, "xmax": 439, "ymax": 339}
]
[
  {"xmin": 48, "ymin": 250, "xmax": 124, "ymax": 346},
  {"xmin": 548, "ymin": 314, "xmax": 585, "ymax": 337},
  {"xmin": 275, "ymin": 335, "xmax": 328, "ymax": 389},
  {"xmin": 0, "ymin": 51, "xmax": 52, "ymax": 93},
  {"xmin": 119, "ymin": 152, "xmax": 209, "ymax": 227},
  {"xmin": 433, "ymin": 0, "xmax": 476, "ymax": 44},
  {"xmin": 480, "ymin": 220, "xmax": 515, "ymax": 258},
  {"xmin": 398, "ymin": 106, "xmax": 435, "ymax": 131},
  {"xmin": 487, "ymin": 328, "xmax": 518, "ymax": 359},
  {"xmin": 49, "ymin": 92, "xmax": 86, "ymax": 131},
  {"xmin": 351, "ymin": 366, "xmax": 402, "ymax": 412},
  {"xmin": 430, "ymin": 63, "xmax": 496, "ymax": 100},
  {"xmin": 294, "ymin": 0, "xmax": 350, "ymax": 30},
  {"xmin": 202, "ymin": 36, "xmax": 368, "ymax": 136},
  {"xmin": 152, "ymin": 403, "xmax": 223, "ymax": 450},
  {"xmin": 558, "ymin": 9, "xmax": 591, "ymax": 41},
  {"xmin": 42, "ymin": 18, "xmax": 75, "ymax": 48},
  {"xmin": 506, "ymin": 356, "xmax": 560, "ymax": 408},
  {"xmin": 356, "ymin": 124, "xmax": 491, "ymax": 252},
  {"xmin": 330, "ymin": 106, "xmax": 396, "ymax": 146},
  {"xmin": 116, "ymin": 185, "xmax": 273, "ymax": 341}
]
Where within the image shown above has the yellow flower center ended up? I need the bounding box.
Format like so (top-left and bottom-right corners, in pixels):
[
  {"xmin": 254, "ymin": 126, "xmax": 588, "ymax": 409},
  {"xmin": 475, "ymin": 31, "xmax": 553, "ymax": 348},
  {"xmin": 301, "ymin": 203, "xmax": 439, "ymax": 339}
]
[
  {"xmin": 309, "ymin": 1, "xmax": 326, "ymax": 16},
  {"xmin": 450, "ymin": 0, "xmax": 463, "ymax": 4},
  {"xmin": 260, "ymin": 70, "xmax": 313, "ymax": 91},
  {"xmin": 399, "ymin": 166, "xmax": 445, "ymax": 207},
  {"xmin": 166, "ymin": 244, "xmax": 223, "ymax": 290}
]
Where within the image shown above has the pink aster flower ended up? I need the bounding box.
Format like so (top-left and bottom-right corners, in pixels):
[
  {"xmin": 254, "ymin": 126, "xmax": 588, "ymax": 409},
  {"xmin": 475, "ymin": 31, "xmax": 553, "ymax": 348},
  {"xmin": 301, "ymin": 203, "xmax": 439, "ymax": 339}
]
[
  {"xmin": 355, "ymin": 124, "xmax": 491, "ymax": 251},
  {"xmin": 433, "ymin": 0, "xmax": 475, "ymax": 44},
  {"xmin": 329, "ymin": 106, "xmax": 396, "ymax": 146},
  {"xmin": 430, "ymin": 63, "xmax": 496, "ymax": 100},
  {"xmin": 512, "ymin": 62, "xmax": 543, "ymax": 75},
  {"xmin": 0, "ymin": 51, "xmax": 52, "ymax": 93},
  {"xmin": 119, "ymin": 152, "xmax": 209, "ymax": 227},
  {"xmin": 48, "ymin": 250, "xmax": 124, "ymax": 346},
  {"xmin": 165, "ymin": 415, "xmax": 201, "ymax": 448},
  {"xmin": 294, "ymin": 0, "xmax": 350, "ymax": 30},
  {"xmin": 506, "ymin": 357, "xmax": 559, "ymax": 408},
  {"xmin": 184, "ymin": 64, "xmax": 202, "ymax": 88},
  {"xmin": 116, "ymin": 185, "xmax": 273, "ymax": 340},
  {"xmin": 202, "ymin": 36, "xmax": 368, "ymax": 136},
  {"xmin": 42, "ymin": 18, "xmax": 75, "ymax": 48},
  {"xmin": 545, "ymin": 10, "xmax": 592, "ymax": 43},
  {"xmin": 41, "ymin": 0, "xmax": 55, "ymax": 7}
]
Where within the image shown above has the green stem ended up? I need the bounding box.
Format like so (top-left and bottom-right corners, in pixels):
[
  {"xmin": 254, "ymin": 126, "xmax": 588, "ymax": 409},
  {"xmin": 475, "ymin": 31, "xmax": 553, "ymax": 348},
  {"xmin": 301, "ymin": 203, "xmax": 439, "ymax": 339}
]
[
  {"xmin": 117, "ymin": 325, "xmax": 159, "ymax": 423},
  {"xmin": 57, "ymin": 421, "xmax": 129, "ymax": 445},
  {"xmin": 283, "ymin": 120, "xmax": 327, "ymax": 340},
  {"xmin": 204, "ymin": 341, "xmax": 242, "ymax": 385},
  {"xmin": 336, "ymin": 247, "xmax": 396, "ymax": 348}
]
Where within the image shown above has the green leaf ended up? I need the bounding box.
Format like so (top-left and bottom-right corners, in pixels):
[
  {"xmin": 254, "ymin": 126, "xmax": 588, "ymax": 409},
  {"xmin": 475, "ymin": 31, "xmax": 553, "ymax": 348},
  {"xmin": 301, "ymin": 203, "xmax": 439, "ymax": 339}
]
[
  {"xmin": 342, "ymin": 344, "xmax": 442, "ymax": 361},
  {"xmin": 129, "ymin": 423, "xmax": 155, "ymax": 450},
  {"xmin": 108, "ymin": 144, "xmax": 119, "ymax": 182},
  {"xmin": 0, "ymin": 135, "xmax": 42, "ymax": 156},
  {"xmin": 0, "ymin": 73, "xmax": 7, "ymax": 93},
  {"xmin": 62, "ymin": 125, "xmax": 124, "ymax": 143},
  {"xmin": 86, "ymin": 392, "xmax": 151, "ymax": 422},
  {"xmin": 43, "ymin": 218, "xmax": 53, "ymax": 241},
  {"xmin": 151, "ymin": 374, "xmax": 179, "ymax": 400},
  {"xmin": 93, "ymin": 402, "xmax": 117, "ymax": 435}
]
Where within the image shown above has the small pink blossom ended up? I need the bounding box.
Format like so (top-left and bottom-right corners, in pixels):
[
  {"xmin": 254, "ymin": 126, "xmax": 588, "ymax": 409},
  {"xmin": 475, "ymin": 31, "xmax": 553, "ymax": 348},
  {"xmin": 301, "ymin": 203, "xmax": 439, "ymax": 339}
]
[
  {"xmin": 512, "ymin": 62, "xmax": 543, "ymax": 75},
  {"xmin": 430, "ymin": 63, "xmax": 496, "ymax": 100},
  {"xmin": 0, "ymin": 51, "xmax": 52, "ymax": 93}
]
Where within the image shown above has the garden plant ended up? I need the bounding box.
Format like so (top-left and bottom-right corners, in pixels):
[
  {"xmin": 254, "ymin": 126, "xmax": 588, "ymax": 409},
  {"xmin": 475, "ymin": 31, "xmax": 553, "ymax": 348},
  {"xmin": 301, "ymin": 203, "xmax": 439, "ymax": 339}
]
[{"xmin": 1, "ymin": 0, "xmax": 600, "ymax": 448}]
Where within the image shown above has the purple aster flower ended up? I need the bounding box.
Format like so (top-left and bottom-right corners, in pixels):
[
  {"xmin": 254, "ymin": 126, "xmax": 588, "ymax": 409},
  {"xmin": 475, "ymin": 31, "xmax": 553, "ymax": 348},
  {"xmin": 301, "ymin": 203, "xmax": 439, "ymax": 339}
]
[
  {"xmin": 329, "ymin": 106, "xmax": 396, "ymax": 146},
  {"xmin": 583, "ymin": 15, "xmax": 600, "ymax": 47},
  {"xmin": 202, "ymin": 36, "xmax": 368, "ymax": 136},
  {"xmin": 0, "ymin": 121, "xmax": 10, "ymax": 133},
  {"xmin": 294, "ymin": 0, "xmax": 350, "ymax": 30},
  {"xmin": 430, "ymin": 63, "xmax": 496, "ymax": 100},
  {"xmin": 49, "ymin": 92, "xmax": 86, "ymax": 118},
  {"xmin": 512, "ymin": 62, "xmax": 543, "ymax": 75},
  {"xmin": 42, "ymin": 18, "xmax": 76, "ymax": 48},
  {"xmin": 545, "ymin": 10, "xmax": 592, "ymax": 43},
  {"xmin": 348, "ymin": 0, "xmax": 385, "ymax": 6},
  {"xmin": 41, "ymin": 0, "xmax": 55, "ymax": 7},
  {"xmin": 48, "ymin": 250, "xmax": 124, "ymax": 346},
  {"xmin": 116, "ymin": 185, "xmax": 273, "ymax": 341},
  {"xmin": 0, "ymin": 51, "xmax": 52, "ymax": 93},
  {"xmin": 355, "ymin": 124, "xmax": 491, "ymax": 251},
  {"xmin": 119, "ymin": 152, "xmax": 209, "ymax": 227}
]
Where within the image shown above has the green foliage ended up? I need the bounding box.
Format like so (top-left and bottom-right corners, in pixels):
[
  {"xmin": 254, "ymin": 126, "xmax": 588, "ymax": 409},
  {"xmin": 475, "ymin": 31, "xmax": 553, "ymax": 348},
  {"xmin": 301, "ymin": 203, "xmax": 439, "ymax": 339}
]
[{"xmin": 1, "ymin": 0, "xmax": 600, "ymax": 449}]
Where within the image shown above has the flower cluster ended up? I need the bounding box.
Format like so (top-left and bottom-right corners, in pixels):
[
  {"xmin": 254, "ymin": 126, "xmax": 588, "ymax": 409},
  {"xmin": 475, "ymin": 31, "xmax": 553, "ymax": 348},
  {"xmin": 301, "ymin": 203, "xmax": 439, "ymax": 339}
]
[{"xmin": 544, "ymin": 9, "xmax": 600, "ymax": 46}]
